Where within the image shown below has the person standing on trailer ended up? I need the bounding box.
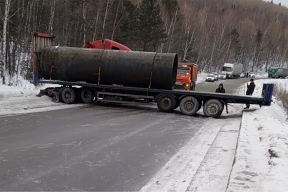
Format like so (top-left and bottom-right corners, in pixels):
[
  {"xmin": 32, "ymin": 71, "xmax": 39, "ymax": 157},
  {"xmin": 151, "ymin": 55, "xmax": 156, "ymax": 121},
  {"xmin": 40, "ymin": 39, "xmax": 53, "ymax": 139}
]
[
  {"xmin": 244, "ymin": 78, "xmax": 256, "ymax": 109},
  {"xmin": 215, "ymin": 83, "xmax": 226, "ymax": 93}
]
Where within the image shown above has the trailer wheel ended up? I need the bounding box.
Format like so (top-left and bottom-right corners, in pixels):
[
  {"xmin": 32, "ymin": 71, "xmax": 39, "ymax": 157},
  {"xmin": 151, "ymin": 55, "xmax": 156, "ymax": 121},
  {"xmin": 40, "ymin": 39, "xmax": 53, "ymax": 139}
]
[
  {"xmin": 157, "ymin": 94, "xmax": 176, "ymax": 112},
  {"xmin": 179, "ymin": 96, "xmax": 199, "ymax": 115},
  {"xmin": 52, "ymin": 91, "xmax": 60, "ymax": 103},
  {"xmin": 60, "ymin": 87, "xmax": 76, "ymax": 104},
  {"xmin": 203, "ymin": 99, "xmax": 224, "ymax": 118},
  {"xmin": 80, "ymin": 88, "xmax": 94, "ymax": 103}
]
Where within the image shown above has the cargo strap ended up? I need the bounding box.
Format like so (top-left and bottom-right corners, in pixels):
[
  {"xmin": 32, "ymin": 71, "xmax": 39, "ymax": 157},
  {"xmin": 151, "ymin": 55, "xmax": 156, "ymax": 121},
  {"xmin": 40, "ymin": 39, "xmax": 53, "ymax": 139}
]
[{"xmin": 49, "ymin": 59, "xmax": 57, "ymax": 79}]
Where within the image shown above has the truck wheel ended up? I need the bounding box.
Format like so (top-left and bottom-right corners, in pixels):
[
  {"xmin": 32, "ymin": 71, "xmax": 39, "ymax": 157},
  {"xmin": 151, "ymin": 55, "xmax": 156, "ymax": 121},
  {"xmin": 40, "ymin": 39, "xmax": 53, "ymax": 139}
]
[
  {"xmin": 203, "ymin": 99, "xmax": 223, "ymax": 118},
  {"xmin": 157, "ymin": 94, "xmax": 176, "ymax": 112},
  {"xmin": 179, "ymin": 96, "xmax": 199, "ymax": 115},
  {"xmin": 60, "ymin": 87, "xmax": 76, "ymax": 104},
  {"xmin": 52, "ymin": 90, "xmax": 60, "ymax": 103},
  {"xmin": 80, "ymin": 88, "xmax": 94, "ymax": 103}
]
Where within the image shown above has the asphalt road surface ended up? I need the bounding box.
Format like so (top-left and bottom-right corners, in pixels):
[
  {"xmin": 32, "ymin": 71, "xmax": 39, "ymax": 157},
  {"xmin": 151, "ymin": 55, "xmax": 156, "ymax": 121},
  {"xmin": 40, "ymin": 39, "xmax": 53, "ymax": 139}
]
[{"xmin": 0, "ymin": 77, "xmax": 250, "ymax": 191}]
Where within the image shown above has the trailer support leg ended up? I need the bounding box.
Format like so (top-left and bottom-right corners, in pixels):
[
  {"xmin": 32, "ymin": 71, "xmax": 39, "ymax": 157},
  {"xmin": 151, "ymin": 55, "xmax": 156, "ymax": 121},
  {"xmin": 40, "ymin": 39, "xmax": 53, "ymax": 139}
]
[{"xmin": 225, "ymin": 103, "xmax": 229, "ymax": 114}]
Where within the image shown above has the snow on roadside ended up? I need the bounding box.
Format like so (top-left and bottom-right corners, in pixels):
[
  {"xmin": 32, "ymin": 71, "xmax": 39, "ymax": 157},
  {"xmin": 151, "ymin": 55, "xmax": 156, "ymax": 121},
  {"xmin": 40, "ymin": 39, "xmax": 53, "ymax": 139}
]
[
  {"xmin": 0, "ymin": 77, "xmax": 82, "ymax": 116},
  {"xmin": 227, "ymin": 79, "xmax": 288, "ymax": 192},
  {"xmin": 197, "ymin": 72, "xmax": 208, "ymax": 84}
]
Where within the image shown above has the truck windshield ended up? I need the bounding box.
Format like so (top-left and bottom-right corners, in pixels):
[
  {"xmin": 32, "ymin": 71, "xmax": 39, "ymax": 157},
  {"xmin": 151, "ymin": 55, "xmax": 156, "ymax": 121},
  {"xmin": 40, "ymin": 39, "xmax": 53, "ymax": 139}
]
[
  {"xmin": 177, "ymin": 67, "xmax": 190, "ymax": 74},
  {"xmin": 222, "ymin": 67, "xmax": 233, "ymax": 72}
]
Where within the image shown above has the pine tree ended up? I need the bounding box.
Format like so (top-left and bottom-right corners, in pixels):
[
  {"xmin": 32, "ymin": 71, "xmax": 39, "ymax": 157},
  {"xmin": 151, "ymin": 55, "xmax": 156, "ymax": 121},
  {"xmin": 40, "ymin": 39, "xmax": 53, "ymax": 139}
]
[
  {"xmin": 121, "ymin": 0, "xmax": 166, "ymax": 51},
  {"xmin": 230, "ymin": 28, "xmax": 241, "ymax": 63},
  {"xmin": 120, "ymin": 0, "xmax": 140, "ymax": 49},
  {"xmin": 138, "ymin": 0, "xmax": 166, "ymax": 51}
]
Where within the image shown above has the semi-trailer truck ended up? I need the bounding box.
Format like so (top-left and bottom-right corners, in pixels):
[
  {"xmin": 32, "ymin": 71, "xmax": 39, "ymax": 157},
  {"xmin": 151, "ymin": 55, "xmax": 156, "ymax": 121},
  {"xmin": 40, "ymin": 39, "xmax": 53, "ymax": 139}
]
[
  {"xmin": 221, "ymin": 63, "xmax": 243, "ymax": 79},
  {"xmin": 32, "ymin": 32, "xmax": 274, "ymax": 118}
]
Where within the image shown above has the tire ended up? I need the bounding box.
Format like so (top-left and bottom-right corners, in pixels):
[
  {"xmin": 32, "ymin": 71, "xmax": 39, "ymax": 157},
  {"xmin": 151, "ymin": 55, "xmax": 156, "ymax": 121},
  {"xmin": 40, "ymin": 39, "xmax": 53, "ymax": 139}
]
[
  {"xmin": 157, "ymin": 94, "xmax": 177, "ymax": 112},
  {"xmin": 60, "ymin": 87, "xmax": 76, "ymax": 104},
  {"xmin": 203, "ymin": 99, "xmax": 224, "ymax": 118},
  {"xmin": 80, "ymin": 88, "xmax": 95, "ymax": 103},
  {"xmin": 52, "ymin": 91, "xmax": 60, "ymax": 103},
  {"xmin": 179, "ymin": 96, "xmax": 199, "ymax": 116}
]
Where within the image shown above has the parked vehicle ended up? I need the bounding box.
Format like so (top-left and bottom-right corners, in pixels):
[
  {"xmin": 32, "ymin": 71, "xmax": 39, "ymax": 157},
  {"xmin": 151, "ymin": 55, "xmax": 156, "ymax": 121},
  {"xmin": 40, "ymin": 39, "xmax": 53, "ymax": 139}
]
[
  {"xmin": 213, "ymin": 73, "xmax": 219, "ymax": 81},
  {"xmin": 32, "ymin": 32, "xmax": 274, "ymax": 118},
  {"xmin": 221, "ymin": 63, "xmax": 243, "ymax": 79},
  {"xmin": 268, "ymin": 67, "xmax": 288, "ymax": 78},
  {"xmin": 175, "ymin": 63, "xmax": 198, "ymax": 91},
  {"xmin": 248, "ymin": 72, "xmax": 256, "ymax": 78},
  {"xmin": 218, "ymin": 73, "xmax": 226, "ymax": 80},
  {"xmin": 240, "ymin": 72, "xmax": 246, "ymax": 78},
  {"xmin": 206, "ymin": 74, "xmax": 215, "ymax": 82}
]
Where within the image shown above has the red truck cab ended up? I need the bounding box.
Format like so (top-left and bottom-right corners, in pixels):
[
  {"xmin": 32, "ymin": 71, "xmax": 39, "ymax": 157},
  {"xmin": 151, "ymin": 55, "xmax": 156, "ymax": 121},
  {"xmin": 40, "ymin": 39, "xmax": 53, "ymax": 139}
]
[{"xmin": 84, "ymin": 39, "xmax": 131, "ymax": 51}]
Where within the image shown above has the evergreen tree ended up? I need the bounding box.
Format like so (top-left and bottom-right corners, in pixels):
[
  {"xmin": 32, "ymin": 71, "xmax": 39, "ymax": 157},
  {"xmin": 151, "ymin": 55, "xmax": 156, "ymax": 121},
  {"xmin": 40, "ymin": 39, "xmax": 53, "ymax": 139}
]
[
  {"xmin": 121, "ymin": 0, "xmax": 139, "ymax": 45},
  {"xmin": 121, "ymin": 0, "xmax": 166, "ymax": 51},
  {"xmin": 138, "ymin": 0, "xmax": 166, "ymax": 51},
  {"xmin": 230, "ymin": 28, "xmax": 241, "ymax": 63}
]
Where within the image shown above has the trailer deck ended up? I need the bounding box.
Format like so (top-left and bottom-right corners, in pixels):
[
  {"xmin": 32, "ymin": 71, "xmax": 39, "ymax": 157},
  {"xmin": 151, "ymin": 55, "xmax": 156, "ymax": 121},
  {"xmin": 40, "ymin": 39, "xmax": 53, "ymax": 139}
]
[{"xmin": 37, "ymin": 79, "xmax": 274, "ymax": 118}]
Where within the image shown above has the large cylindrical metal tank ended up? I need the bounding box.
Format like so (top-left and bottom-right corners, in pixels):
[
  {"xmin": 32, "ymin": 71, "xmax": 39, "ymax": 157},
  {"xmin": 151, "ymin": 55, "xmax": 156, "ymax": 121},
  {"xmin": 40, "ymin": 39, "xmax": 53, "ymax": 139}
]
[{"xmin": 38, "ymin": 46, "xmax": 178, "ymax": 90}]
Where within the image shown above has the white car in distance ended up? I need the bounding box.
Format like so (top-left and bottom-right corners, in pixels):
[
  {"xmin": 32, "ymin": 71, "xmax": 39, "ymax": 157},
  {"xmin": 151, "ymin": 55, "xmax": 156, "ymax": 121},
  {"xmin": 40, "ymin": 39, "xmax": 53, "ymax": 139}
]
[
  {"xmin": 249, "ymin": 72, "xmax": 256, "ymax": 78},
  {"xmin": 206, "ymin": 74, "xmax": 215, "ymax": 82},
  {"xmin": 218, "ymin": 73, "xmax": 226, "ymax": 80}
]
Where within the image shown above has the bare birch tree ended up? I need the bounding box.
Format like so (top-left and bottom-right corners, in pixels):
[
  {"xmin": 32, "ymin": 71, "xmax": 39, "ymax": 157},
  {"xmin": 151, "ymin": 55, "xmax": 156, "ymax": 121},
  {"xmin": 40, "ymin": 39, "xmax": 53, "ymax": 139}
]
[
  {"xmin": 102, "ymin": 0, "xmax": 112, "ymax": 39},
  {"xmin": 1, "ymin": 0, "xmax": 11, "ymax": 84},
  {"xmin": 48, "ymin": 0, "xmax": 56, "ymax": 33}
]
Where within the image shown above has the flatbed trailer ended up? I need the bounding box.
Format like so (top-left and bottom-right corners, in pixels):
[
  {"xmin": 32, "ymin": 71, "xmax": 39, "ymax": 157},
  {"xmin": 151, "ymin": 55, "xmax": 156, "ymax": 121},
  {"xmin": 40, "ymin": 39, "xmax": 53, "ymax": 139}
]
[
  {"xmin": 36, "ymin": 79, "xmax": 274, "ymax": 118},
  {"xmin": 32, "ymin": 32, "xmax": 274, "ymax": 118}
]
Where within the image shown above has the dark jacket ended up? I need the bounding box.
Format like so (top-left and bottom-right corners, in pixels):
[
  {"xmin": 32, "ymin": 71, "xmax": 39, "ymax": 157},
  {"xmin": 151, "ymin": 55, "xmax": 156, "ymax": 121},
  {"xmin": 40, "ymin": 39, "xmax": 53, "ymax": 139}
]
[
  {"xmin": 246, "ymin": 82, "xmax": 255, "ymax": 95},
  {"xmin": 216, "ymin": 87, "xmax": 225, "ymax": 93}
]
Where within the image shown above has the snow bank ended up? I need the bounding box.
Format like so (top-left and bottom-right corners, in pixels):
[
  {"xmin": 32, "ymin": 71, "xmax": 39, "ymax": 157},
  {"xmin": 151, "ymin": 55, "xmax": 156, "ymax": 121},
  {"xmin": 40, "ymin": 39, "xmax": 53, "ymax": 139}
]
[
  {"xmin": 197, "ymin": 72, "xmax": 208, "ymax": 84},
  {"xmin": 227, "ymin": 79, "xmax": 288, "ymax": 192},
  {"xmin": 255, "ymin": 72, "xmax": 268, "ymax": 78},
  {"xmin": 0, "ymin": 77, "xmax": 81, "ymax": 116}
]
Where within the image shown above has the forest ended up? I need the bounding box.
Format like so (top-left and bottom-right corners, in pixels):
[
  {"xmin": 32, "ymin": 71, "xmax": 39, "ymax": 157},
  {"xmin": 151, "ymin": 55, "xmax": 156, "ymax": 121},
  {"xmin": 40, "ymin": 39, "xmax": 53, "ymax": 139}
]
[{"xmin": 1, "ymin": 0, "xmax": 288, "ymax": 84}]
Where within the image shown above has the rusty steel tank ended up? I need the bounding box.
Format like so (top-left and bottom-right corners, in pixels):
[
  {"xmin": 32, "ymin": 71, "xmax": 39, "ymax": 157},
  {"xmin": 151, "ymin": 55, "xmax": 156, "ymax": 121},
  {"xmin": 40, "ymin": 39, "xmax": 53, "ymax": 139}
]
[{"xmin": 38, "ymin": 46, "xmax": 178, "ymax": 90}]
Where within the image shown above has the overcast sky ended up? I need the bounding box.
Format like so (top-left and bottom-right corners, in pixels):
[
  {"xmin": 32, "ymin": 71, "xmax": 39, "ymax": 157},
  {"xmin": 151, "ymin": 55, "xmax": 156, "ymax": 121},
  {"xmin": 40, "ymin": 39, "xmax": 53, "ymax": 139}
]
[{"xmin": 263, "ymin": 0, "xmax": 288, "ymax": 7}]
